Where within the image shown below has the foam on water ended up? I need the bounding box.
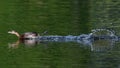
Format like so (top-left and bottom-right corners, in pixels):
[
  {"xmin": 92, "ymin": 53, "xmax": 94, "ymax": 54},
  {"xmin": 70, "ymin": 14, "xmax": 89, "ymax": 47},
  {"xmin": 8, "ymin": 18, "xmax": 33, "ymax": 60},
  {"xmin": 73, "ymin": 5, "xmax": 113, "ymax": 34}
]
[{"xmin": 38, "ymin": 29, "xmax": 118, "ymax": 45}]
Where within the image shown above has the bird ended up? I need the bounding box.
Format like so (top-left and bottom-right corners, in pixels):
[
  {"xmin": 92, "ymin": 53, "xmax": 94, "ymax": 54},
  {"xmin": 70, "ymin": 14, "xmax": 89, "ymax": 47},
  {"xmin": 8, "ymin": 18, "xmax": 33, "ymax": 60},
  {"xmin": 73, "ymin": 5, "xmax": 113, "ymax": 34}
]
[{"xmin": 8, "ymin": 30, "xmax": 39, "ymax": 40}]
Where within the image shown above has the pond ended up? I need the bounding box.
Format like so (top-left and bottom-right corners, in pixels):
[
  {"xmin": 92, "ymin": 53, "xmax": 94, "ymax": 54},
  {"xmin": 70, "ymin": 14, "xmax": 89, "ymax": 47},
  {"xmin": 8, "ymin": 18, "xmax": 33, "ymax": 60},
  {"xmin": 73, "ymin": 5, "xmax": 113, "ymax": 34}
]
[
  {"xmin": 0, "ymin": 0, "xmax": 119, "ymax": 68},
  {"xmin": 1, "ymin": 30, "xmax": 120, "ymax": 68}
]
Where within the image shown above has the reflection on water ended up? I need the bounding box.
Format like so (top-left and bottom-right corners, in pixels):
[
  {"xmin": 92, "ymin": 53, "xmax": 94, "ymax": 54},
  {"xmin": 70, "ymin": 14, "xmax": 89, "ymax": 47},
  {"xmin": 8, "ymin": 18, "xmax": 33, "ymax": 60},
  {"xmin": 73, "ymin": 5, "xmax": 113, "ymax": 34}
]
[
  {"xmin": 8, "ymin": 39, "xmax": 41, "ymax": 49},
  {"xmin": 8, "ymin": 40, "xmax": 20, "ymax": 49}
]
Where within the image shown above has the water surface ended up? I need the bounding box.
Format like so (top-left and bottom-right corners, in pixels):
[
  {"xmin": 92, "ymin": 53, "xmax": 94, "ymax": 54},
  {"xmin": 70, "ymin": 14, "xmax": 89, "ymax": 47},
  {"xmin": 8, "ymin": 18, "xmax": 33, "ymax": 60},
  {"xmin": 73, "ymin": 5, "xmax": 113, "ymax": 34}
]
[{"xmin": 0, "ymin": 0, "xmax": 119, "ymax": 68}]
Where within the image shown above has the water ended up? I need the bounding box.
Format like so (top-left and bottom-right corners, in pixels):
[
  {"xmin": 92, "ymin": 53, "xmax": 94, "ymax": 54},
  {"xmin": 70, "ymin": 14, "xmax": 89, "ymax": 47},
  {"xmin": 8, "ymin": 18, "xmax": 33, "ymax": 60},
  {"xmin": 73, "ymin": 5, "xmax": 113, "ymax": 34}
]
[
  {"xmin": 4, "ymin": 29, "xmax": 120, "ymax": 68},
  {"xmin": 0, "ymin": 0, "xmax": 120, "ymax": 68},
  {"xmin": 5, "ymin": 29, "xmax": 120, "ymax": 68},
  {"xmin": 2, "ymin": 41, "xmax": 120, "ymax": 68}
]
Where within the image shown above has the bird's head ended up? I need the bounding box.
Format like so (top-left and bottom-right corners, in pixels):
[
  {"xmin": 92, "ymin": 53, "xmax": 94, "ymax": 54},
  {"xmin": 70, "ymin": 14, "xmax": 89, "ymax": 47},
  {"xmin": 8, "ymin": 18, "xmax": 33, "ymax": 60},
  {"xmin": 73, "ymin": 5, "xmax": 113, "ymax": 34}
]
[
  {"xmin": 8, "ymin": 30, "xmax": 17, "ymax": 35},
  {"xmin": 8, "ymin": 30, "xmax": 20, "ymax": 38}
]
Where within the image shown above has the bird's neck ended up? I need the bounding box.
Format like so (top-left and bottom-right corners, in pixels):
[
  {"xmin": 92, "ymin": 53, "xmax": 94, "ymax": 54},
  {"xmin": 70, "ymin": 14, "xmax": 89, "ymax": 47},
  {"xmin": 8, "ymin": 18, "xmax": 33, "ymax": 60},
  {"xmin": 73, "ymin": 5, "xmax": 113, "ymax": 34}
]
[{"xmin": 14, "ymin": 32, "xmax": 20, "ymax": 38}]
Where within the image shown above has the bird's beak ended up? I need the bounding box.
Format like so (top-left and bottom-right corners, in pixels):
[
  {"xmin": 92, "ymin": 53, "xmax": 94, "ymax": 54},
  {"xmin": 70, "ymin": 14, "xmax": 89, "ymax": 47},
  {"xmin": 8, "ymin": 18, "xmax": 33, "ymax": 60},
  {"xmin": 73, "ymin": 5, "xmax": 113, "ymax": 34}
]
[{"xmin": 8, "ymin": 31, "xmax": 12, "ymax": 34}]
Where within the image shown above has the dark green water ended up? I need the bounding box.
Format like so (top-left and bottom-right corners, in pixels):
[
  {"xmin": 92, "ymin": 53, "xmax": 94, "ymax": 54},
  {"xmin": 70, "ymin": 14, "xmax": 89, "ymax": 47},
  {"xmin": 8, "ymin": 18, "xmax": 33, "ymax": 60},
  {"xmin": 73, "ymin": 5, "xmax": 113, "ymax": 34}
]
[{"xmin": 0, "ymin": 0, "xmax": 120, "ymax": 68}]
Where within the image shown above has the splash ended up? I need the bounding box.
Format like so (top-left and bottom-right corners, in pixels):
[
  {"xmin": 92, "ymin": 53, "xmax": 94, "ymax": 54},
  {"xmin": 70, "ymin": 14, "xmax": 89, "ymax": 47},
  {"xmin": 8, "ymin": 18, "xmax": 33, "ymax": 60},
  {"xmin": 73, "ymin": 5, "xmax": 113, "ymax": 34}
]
[
  {"xmin": 38, "ymin": 29, "xmax": 118, "ymax": 45},
  {"xmin": 37, "ymin": 29, "xmax": 118, "ymax": 52}
]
